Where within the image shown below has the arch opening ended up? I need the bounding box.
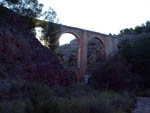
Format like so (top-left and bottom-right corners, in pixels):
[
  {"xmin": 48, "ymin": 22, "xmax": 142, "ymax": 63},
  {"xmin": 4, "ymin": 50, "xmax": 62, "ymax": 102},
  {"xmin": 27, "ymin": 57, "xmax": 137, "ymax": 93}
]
[
  {"xmin": 87, "ymin": 37, "xmax": 105, "ymax": 74},
  {"xmin": 59, "ymin": 33, "xmax": 76, "ymax": 46},
  {"xmin": 58, "ymin": 32, "xmax": 81, "ymax": 47},
  {"xmin": 57, "ymin": 33, "xmax": 81, "ymax": 81}
]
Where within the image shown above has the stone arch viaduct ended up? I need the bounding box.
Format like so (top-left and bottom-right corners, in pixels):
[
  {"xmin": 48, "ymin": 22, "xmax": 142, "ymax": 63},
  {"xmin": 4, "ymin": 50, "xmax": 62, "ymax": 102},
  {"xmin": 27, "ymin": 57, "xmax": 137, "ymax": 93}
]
[{"xmin": 56, "ymin": 24, "xmax": 121, "ymax": 83}]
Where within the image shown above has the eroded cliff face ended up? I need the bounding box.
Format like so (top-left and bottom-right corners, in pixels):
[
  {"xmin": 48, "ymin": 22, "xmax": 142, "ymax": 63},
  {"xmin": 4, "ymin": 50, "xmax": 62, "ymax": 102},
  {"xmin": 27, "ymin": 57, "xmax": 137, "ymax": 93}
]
[{"xmin": 0, "ymin": 9, "xmax": 70, "ymax": 87}]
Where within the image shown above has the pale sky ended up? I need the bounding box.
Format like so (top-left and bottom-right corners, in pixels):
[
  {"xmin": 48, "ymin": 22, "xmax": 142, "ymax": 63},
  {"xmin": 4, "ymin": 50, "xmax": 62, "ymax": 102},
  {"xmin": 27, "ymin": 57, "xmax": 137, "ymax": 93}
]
[{"xmin": 38, "ymin": 0, "xmax": 150, "ymax": 45}]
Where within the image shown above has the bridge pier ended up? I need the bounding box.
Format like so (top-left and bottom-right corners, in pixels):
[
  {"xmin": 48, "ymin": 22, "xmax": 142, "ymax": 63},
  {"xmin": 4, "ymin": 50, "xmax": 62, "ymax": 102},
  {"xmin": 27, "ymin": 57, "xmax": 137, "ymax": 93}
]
[{"xmin": 79, "ymin": 30, "xmax": 88, "ymax": 83}]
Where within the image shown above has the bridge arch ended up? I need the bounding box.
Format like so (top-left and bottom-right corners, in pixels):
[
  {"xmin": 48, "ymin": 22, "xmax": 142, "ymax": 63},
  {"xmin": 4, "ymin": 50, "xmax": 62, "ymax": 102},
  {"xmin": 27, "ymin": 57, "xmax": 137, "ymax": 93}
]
[
  {"xmin": 56, "ymin": 24, "xmax": 120, "ymax": 83},
  {"xmin": 57, "ymin": 31, "xmax": 81, "ymax": 47},
  {"xmin": 34, "ymin": 21, "xmax": 120, "ymax": 84},
  {"xmin": 56, "ymin": 31, "xmax": 82, "ymax": 74},
  {"xmin": 88, "ymin": 35, "xmax": 106, "ymax": 56}
]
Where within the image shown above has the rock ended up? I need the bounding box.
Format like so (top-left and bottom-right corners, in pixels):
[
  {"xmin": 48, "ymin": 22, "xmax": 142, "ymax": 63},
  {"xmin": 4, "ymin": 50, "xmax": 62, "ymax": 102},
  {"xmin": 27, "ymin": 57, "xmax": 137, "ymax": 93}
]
[{"xmin": 0, "ymin": 7, "xmax": 70, "ymax": 87}]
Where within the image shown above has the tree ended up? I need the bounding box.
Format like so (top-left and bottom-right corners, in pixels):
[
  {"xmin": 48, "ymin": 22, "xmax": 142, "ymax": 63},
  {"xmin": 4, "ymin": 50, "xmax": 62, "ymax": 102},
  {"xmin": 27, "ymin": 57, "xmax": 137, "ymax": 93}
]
[
  {"xmin": 38, "ymin": 7, "xmax": 60, "ymax": 53},
  {"xmin": 5, "ymin": 0, "xmax": 19, "ymax": 4},
  {"xmin": 120, "ymin": 36, "xmax": 150, "ymax": 89},
  {"xmin": 120, "ymin": 28, "xmax": 134, "ymax": 35},
  {"xmin": 41, "ymin": 7, "xmax": 59, "ymax": 23},
  {"xmin": 119, "ymin": 21, "xmax": 150, "ymax": 35},
  {"xmin": 0, "ymin": 0, "xmax": 43, "ymax": 18},
  {"xmin": 145, "ymin": 21, "xmax": 150, "ymax": 33},
  {"xmin": 0, "ymin": 0, "xmax": 60, "ymax": 53},
  {"xmin": 39, "ymin": 22, "xmax": 60, "ymax": 53}
]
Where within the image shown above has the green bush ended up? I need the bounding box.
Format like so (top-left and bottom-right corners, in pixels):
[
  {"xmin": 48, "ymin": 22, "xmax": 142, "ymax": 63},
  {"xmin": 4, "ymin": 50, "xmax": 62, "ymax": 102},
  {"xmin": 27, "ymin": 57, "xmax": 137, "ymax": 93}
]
[{"xmin": 120, "ymin": 36, "xmax": 150, "ymax": 90}]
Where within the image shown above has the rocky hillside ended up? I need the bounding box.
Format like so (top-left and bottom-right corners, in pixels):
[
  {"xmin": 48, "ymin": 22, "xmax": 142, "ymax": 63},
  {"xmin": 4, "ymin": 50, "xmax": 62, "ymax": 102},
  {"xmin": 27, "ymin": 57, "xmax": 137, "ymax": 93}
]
[
  {"xmin": 0, "ymin": 6, "xmax": 70, "ymax": 87},
  {"xmin": 58, "ymin": 39, "xmax": 78, "ymax": 67}
]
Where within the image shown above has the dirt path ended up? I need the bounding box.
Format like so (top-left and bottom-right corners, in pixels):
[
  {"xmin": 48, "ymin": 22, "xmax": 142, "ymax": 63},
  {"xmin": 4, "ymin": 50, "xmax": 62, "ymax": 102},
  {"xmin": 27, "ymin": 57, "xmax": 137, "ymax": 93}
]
[{"xmin": 132, "ymin": 97, "xmax": 150, "ymax": 113}]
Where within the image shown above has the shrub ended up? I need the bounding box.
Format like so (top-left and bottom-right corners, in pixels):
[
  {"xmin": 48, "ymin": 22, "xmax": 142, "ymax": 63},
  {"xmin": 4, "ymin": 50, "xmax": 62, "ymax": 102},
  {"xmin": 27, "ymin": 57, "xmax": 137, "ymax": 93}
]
[
  {"xmin": 0, "ymin": 79, "xmax": 136, "ymax": 113},
  {"xmin": 89, "ymin": 56, "xmax": 139, "ymax": 92},
  {"xmin": 120, "ymin": 36, "xmax": 150, "ymax": 90}
]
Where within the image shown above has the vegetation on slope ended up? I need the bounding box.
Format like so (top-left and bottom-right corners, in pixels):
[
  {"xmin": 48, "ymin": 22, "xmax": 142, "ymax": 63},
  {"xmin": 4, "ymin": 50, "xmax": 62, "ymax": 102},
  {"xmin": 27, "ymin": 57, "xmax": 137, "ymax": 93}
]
[
  {"xmin": 120, "ymin": 21, "xmax": 150, "ymax": 35},
  {"xmin": 89, "ymin": 21, "xmax": 150, "ymax": 97},
  {"xmin": 0, "ymin": 75, "xmax": 136, "ymax": 113},
  {"xmin": 0, "ymin": 0, "xmax": 60, "ymax": 53}
]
